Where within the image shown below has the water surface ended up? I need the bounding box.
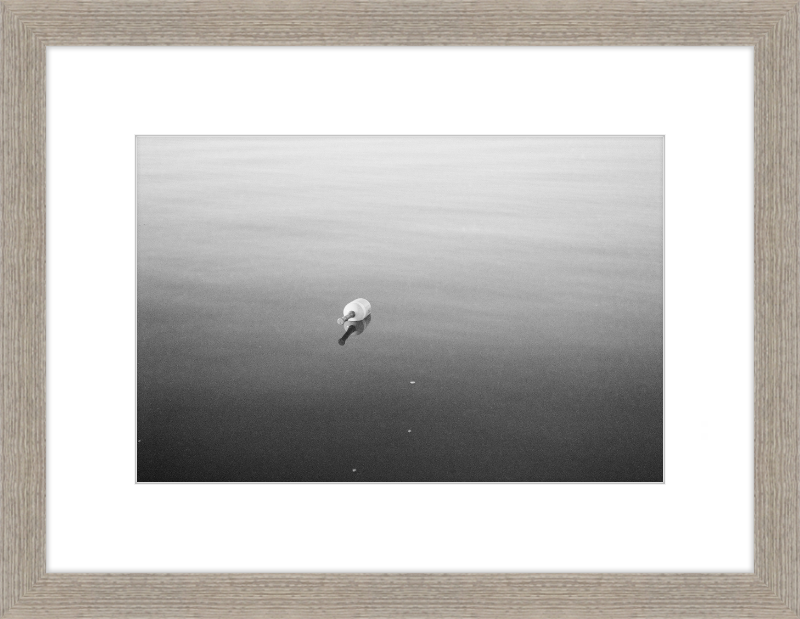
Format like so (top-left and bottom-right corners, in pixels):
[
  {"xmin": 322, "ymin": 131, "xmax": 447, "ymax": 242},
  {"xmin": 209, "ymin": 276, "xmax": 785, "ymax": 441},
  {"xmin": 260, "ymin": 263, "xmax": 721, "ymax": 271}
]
[{"xmin": 137, "ymin": 136, "xmax": 663, "ymax": 482}]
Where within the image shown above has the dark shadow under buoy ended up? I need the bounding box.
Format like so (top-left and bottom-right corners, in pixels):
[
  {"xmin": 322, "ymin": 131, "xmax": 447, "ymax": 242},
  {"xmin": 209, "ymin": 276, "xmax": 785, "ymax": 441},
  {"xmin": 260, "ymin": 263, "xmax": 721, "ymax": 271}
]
[{"xmin": 338, "ymin": 314, "xmax": 372, "ymax": 346}]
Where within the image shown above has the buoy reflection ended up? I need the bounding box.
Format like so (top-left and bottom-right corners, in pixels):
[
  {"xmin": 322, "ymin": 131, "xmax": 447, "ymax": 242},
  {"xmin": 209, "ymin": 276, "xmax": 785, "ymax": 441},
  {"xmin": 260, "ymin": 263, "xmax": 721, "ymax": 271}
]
[{"xmin": 338, "ymin": 314, "xmax": 371, "ymax": 346}]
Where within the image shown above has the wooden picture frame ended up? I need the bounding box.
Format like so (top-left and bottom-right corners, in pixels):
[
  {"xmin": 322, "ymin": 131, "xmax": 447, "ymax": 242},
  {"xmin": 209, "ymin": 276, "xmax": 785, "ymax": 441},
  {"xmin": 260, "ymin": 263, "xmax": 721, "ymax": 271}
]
[{"xmin": 1, "ymin": 1, "xmax": 796, "ymax": 617}]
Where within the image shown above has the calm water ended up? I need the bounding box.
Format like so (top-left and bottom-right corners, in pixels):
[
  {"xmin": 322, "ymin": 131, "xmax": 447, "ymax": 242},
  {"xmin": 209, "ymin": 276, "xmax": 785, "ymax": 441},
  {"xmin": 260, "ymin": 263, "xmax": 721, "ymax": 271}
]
[{"xmin": 137, "ymin": 136, "xmax": 663, "ymax": 482}]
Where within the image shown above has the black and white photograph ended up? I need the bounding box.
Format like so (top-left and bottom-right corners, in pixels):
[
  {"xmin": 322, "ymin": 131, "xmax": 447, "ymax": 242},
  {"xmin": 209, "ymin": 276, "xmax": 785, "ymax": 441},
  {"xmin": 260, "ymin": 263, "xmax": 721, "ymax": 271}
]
[{"xmin": 137, "ymin": 136, "xmax": 663, "ymax": 482}]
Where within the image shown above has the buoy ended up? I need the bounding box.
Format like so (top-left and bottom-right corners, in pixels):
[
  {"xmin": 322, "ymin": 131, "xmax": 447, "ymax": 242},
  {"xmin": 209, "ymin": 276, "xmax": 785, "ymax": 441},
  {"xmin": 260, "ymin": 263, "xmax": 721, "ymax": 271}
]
[{"xmin": 337, "ymin": 298, "xmax": 371, "ymax": 324}]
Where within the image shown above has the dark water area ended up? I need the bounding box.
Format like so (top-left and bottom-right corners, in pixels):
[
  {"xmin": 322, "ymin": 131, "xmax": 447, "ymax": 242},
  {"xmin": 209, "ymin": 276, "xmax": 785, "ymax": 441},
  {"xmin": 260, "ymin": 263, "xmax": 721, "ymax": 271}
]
[{"xmin": 137, "ymin": 136, "xmax": 663, "ymax": 482}]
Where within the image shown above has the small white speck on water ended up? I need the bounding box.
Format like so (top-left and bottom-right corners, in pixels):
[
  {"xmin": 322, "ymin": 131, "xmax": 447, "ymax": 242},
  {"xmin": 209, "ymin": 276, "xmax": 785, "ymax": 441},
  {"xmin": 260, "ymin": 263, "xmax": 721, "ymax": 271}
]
[
  {"xmin": 408, "ymin": 430, "xmax": 412, "ymax": 433},
  {"xmin": 137, "ymin": 440, "xmax": 141, "ymax": 442},
  {"xmin": 410, "ymin": 381, "xmax": 416, "ymax": 384},
  {"xmin": 352, "ymin": 468, "xmax": 357, "ymax": 472}
]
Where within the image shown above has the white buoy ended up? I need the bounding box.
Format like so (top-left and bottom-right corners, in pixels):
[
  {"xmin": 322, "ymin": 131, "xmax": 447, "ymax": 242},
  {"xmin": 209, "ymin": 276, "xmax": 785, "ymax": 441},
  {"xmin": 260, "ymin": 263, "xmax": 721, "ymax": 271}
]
[{"xmin": 337, "ymin": 298, "xmax": 371, "ymax": 324}]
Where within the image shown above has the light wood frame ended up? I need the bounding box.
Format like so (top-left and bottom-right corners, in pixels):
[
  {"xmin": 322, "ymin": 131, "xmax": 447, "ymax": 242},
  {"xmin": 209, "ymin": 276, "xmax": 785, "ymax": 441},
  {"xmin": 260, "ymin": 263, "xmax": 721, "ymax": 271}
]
[{"xmin": 1, "ymin": 1, "xmax": 796, "ymax": 617}]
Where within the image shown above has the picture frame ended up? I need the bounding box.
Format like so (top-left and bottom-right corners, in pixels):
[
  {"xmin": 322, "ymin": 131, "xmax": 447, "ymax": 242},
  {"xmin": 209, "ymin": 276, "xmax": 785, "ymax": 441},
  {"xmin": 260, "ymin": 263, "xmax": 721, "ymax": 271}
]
[{"xmin": 1, "ymin": 1, "xmax": 796, "ymax": 617}]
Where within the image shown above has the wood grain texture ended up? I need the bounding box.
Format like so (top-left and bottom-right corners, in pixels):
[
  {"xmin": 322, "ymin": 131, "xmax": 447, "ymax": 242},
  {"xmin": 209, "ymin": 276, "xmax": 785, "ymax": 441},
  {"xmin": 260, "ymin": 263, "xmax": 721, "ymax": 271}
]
[
  {"xmin": 0, "ymin": 3, "xmax": 46, "ymax": 617},
  {"xmin": 0, "ymin": 0, "xmax": 798, "ymax": 617},
  {"xmin": 2, "ymin": 574, "xmax": 798, "ymax": 619},
  {"xmin": 755, "ymin": 4, "xmax": 800, "ymax": 615},
  {"xmin": 0, "ymin": 0, "xmax": 797, "ymax": 45}
]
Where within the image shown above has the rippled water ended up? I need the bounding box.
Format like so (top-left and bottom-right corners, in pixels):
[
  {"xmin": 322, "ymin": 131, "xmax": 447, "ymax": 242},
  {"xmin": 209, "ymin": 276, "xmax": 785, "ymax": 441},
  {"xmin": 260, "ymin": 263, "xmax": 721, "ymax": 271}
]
[{"xmin": 137, "ymin": 136, "xmax": 663, "ymax": 482}]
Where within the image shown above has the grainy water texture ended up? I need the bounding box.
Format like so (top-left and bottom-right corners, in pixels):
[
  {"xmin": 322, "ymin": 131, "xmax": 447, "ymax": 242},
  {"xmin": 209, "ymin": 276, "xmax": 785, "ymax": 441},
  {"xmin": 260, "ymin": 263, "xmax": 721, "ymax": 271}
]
[{"xmin": 137, "ymin": 136, "xmax": 663, "ymax": 482}]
